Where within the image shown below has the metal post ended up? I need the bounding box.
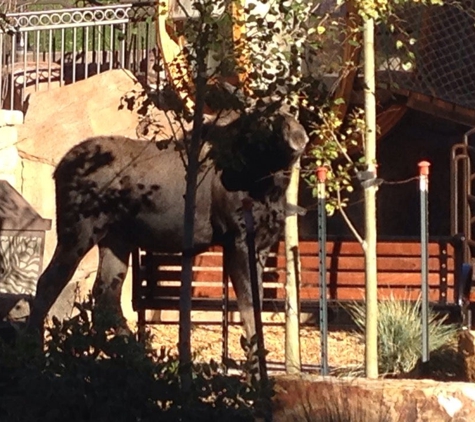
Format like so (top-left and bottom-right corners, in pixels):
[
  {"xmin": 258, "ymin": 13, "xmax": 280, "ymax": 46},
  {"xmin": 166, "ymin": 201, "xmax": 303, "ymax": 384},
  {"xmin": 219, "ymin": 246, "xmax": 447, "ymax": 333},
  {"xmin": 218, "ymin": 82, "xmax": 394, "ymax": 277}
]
[
  {"xmin": 221, "ymin": 257, "xmax": 229, "ymax": 372},
  {"xmin": 242, "ymin": 198, "xmax": 268, "ymax": 383},
  {"xmin": 419, "ymin": 160, "xmax": 430, "ymax": 362},
  {"xmin": 317, "ymin": 167, "xmax": 329, "ymax": 376}
]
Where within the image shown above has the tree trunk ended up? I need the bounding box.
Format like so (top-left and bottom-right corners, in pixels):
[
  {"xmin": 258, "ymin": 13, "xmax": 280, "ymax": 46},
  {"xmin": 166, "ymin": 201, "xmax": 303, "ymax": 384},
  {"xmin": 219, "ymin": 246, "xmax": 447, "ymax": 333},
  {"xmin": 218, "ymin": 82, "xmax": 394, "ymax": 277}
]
[
  {"xmin": 363, "ymin": 16, "xmax": 379, "ymax": 380},
  {"xmin": 284, "ymin": 159, "xmax": 302, "ymax": 374},
  {"xmin": 178, "ymin": 70, "xmax": 207, "ymax": 390}
]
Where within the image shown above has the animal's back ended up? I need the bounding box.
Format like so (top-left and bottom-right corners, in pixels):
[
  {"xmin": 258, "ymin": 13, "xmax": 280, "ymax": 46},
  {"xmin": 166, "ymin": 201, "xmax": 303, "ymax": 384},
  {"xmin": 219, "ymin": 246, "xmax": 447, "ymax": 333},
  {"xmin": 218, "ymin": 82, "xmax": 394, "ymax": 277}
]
[
  {"xmin": 53, "ymin": 136, "xmax": 215, "ymax": 252},
  {"xmin": 54, "ymin": 136, "xmax": 179, "ymax": 185}
]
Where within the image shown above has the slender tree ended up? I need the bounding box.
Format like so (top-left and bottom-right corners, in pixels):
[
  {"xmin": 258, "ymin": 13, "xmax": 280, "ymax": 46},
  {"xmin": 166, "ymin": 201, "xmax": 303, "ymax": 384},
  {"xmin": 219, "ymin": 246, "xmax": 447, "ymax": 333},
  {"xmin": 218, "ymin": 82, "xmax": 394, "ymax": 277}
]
[
  {"xmin": 284, "ymin": 159, "xmax": 302, "ymax": 374},
  {"xmin": 362, "ymin": 13, "xmax": 378, "ymax": 379}
]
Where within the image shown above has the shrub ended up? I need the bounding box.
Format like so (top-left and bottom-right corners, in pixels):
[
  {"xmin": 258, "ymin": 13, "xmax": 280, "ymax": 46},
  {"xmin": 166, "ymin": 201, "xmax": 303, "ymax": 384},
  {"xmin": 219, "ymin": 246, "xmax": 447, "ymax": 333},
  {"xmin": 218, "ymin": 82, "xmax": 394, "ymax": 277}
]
[
  {"xmin": 347, "ymin": 296, "xmax": 459, "ymax": 376},
  {"xmin": 0, "ymin": 300, "xmax": 271, "ymax": 422}
]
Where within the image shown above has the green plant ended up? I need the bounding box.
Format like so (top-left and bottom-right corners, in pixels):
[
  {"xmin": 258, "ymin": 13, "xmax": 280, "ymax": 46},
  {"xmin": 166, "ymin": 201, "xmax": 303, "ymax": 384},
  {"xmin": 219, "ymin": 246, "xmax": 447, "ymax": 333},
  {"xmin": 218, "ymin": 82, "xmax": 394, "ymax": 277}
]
[
  {"xmin": 0, "ymin": 300, "xmax": 270, "ymax": 422},
  {"xmin": 347, "ymin": 296, "xmax": 459, "ymax": 376}
]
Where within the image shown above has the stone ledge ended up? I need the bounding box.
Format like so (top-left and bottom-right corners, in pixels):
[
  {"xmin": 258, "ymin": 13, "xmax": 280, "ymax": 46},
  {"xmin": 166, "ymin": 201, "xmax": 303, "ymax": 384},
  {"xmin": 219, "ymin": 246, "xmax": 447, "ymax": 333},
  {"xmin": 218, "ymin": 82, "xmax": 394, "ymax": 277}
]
[
  {"xmin": 0, "ymin": 110, "xmax": 24, "ymax": 127},
  {"xmin": 273, "ymin": 375, "xmax": 475, "ymax": 422}
]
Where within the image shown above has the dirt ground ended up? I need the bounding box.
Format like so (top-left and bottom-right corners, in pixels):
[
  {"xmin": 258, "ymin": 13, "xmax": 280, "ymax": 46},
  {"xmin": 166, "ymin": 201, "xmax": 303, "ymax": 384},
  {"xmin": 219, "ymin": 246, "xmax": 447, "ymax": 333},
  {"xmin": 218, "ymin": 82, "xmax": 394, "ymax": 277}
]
[{"xmin": 146, "ymin": 324, "xmax": 365, "ymax": 374}]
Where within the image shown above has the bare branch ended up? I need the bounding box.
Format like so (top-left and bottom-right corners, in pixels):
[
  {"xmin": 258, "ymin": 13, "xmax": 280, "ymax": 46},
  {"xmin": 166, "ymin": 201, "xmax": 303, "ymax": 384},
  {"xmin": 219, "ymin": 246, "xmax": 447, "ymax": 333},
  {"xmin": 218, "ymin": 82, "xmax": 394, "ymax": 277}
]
[{"xmin": 336, "ymin": 188, "xmax": 365, "ymax": 247}]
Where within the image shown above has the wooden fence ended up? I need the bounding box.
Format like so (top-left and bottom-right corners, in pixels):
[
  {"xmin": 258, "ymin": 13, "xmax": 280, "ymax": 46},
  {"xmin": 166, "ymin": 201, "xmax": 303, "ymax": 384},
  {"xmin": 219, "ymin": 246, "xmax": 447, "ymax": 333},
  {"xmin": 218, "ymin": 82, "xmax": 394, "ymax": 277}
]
[{"xmin": 132, "ymin": 236, "xmax": 467, "ymax": 327}]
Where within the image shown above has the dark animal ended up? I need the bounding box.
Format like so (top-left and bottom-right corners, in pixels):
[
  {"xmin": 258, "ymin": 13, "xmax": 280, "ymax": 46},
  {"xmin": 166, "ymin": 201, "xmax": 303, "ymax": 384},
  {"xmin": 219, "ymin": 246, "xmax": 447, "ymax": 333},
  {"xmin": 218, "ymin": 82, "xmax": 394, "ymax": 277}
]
[
  {"xmin": 0, "ymin": 321, "xmax": 19, "ymax": 345},
  {"xmin": 27, "ymin": 110, "xmax": 309, "ymax": 341}
]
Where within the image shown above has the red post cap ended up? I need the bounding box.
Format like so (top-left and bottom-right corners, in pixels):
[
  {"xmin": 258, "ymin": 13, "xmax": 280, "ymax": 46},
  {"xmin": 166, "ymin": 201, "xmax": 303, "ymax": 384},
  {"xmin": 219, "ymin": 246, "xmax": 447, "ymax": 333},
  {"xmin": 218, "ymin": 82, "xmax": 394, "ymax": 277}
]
[
  {"xmin": 316, "ymin": 166, "xmax": 328, "ymax": 183},
  {"xmin": 418, "ymin": 161, "xmax": 431, "ymax": 176}
]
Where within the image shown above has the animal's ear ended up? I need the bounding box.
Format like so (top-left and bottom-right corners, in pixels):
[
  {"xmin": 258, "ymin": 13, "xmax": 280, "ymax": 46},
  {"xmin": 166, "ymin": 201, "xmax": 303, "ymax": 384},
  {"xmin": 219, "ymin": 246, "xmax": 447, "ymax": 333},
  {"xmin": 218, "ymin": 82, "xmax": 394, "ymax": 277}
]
[{"xmin": 280, "ymin": 115, "xmax": 309, "ymax": 152}]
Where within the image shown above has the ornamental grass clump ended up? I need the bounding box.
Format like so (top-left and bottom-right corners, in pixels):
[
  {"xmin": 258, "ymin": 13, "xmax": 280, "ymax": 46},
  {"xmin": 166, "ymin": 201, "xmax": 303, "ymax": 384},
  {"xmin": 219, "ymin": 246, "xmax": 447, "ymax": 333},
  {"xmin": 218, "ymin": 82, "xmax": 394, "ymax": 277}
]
[{"xmin": 347, "ymin": 296, "xmax": 459, "ymax": 376}]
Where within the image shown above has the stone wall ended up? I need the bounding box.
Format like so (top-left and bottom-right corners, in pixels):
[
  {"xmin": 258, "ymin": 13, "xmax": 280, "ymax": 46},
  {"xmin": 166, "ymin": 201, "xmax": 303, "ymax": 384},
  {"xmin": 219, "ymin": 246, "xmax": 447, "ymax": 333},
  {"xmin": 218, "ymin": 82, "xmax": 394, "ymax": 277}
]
[
  {"xmin": 0, "ymin": 110, "xmax": 24, "ymax": 320},
  {"xmin": 0, "ymin": 110, "xmax": 51, "ymax": 321}
]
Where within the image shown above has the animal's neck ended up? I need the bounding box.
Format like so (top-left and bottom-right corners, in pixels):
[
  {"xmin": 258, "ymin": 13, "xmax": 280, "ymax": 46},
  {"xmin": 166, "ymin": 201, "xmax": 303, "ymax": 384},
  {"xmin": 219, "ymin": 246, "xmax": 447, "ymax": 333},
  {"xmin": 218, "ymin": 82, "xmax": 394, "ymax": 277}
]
[{"xmin": 249, "ymin": 169, "xmax": 290, "ymax": 202}]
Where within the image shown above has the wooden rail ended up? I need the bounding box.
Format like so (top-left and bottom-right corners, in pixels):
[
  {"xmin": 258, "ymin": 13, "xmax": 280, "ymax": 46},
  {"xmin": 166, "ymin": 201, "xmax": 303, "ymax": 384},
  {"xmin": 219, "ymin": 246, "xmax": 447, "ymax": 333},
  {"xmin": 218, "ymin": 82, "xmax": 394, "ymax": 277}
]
[{"xmin": 132, "ymin": 236, "xmax": 468, "ymax": 326}]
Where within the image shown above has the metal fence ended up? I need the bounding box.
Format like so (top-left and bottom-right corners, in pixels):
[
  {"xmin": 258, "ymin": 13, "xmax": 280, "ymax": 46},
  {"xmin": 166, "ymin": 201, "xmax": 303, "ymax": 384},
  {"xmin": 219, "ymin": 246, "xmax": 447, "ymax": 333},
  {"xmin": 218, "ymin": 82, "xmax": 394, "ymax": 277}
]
[{"xmin": 0, "ymin": 1, "xmax": 156, "ymax": 110}]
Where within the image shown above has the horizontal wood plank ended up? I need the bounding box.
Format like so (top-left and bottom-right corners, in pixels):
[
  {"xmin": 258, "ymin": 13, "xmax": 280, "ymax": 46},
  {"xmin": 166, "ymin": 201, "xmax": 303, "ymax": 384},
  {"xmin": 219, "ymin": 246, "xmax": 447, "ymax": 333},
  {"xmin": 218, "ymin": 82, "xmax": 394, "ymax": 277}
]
[
  {"xmin": 134, "ymin": 289, "xmax": 452, "ymax": 312},
  {"xmin": 147, "ymin": 256, "xmax": 454, "ymax": 273},
  {"xmin": 146, "ymin": 269, "xmax": 454, "ymax": 286},
  {"xmin": 274, "ymin": 239, "xmax": 455, "ymax": 257}
]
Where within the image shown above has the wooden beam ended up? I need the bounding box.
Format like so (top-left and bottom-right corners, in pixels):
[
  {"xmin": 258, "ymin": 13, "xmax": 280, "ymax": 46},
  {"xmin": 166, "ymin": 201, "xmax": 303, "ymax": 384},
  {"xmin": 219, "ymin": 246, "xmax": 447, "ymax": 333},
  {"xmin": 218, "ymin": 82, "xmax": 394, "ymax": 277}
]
[
  {"xmin": 383, "ymin": 80, "xmax": 475, "ymax": 126},
  {"xmin": 155, "ymin": 0, "xmax": 194, "ymax": 109},
  {"xmin": 232, "ymin": 0, "xmax": 250, "ymax": 89},
  {"xmin": 406, "ymin": 92, "xmax": 475, "ymax": 127},
  {"xmin": 377, "ymin": 102, "xmax": 407, "ymax": 140},
  {"xmin": 333, "ymin": 0, "xmax": 362, "ymax": 120}
]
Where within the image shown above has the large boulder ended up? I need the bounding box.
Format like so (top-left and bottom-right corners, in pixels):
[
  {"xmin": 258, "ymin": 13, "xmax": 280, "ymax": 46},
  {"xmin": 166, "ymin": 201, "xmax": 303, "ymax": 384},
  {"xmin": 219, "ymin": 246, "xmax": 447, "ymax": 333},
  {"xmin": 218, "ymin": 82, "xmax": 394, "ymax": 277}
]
[
  {"xmin": 459, "ymin": 329, "xmax": 475, "ymax": 382},
  {"xmin": 19, "ymin": 69, "xmax": 145, "ymax": 167},
  {"xmin": 274, "ymin": 375, "xmax": 475, "ymax": 421}
]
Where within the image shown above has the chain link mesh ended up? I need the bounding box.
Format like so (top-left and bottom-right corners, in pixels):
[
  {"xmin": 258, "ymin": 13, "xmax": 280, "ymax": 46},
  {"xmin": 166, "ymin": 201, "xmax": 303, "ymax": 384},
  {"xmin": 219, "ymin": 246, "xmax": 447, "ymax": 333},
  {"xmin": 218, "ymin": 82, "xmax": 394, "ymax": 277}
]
[
  {"xmin": 307, "ymin": 1, "xmax": 475, "ymax": 111},
  {"xmin": 377, "ymin": 2, "xmax": 475, "ymax": 109}
]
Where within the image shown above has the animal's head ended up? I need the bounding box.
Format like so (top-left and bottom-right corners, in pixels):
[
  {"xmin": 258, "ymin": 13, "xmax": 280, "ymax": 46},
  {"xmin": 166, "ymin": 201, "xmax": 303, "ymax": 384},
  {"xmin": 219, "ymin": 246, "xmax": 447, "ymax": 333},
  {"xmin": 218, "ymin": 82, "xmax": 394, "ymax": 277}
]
[
  {"xmin": 274, "ymin": 112, "xmax": 309, "ymax": 160},
  {"xmin": 205, "ymin": 108, "xmax": 309, "ymax": 195}
]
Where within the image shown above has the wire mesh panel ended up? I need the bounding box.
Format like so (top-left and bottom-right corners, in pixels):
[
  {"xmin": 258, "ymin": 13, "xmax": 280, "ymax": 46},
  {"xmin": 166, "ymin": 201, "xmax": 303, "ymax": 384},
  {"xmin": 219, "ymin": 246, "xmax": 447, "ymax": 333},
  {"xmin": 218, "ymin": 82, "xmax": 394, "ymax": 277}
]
[
  {"xmin": 305, "ymin": 1, "xmax": 475, "ymax": 112},
  {"xmin": 0, "ymin": 1, "xmax": 156, "ymax": 110},
  {"xmin": 377, "ymin": 2, "xmax": 475, "ymax": 110}
]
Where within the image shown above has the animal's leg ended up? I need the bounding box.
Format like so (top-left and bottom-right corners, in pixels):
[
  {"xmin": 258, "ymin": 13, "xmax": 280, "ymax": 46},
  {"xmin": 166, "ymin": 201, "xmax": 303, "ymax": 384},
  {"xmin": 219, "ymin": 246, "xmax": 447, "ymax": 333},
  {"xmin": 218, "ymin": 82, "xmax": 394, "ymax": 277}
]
[
  {"xmin": 224, "ymin": 239, "xmax": 269, "ymax": 341},
  {"xmin": 28, "ymin": 241, "xmax": 95, "ymax": 333},
  {"xmin": 92, "ymin": 236, "xmax": 132, "ymax": 334}
]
